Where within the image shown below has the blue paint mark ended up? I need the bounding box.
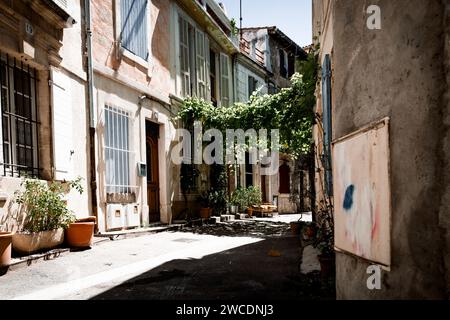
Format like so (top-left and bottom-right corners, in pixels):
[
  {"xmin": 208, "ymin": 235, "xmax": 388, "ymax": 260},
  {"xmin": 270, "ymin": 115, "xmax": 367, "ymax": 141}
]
[{"xmin": 343, "ymin": 185, "xmax": 355, "ymax": 211}]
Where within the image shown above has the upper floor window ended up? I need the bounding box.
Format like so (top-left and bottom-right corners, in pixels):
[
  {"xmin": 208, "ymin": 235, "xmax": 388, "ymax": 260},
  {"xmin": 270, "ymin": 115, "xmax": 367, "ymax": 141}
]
[
  {"xmin": 248, "ymin": 75, "xmax": 258, "ymax": 100},
  {"xmin": 0, "ymin": 53, "xmax": 39, "ymax": 178},
  {"xmin": 178, "ymin": 15, "xmax": 208, "ymax": 100},
  {"xmin": 119, "ymin": 0, "xmax": 149, "ymax": 60},
  {"xmin": 279, "ymin": 49, "xmax": 288, "ymax": 79},
  {"xmin": 177, "ymin": 13, "xmax": 231, "ymax": 106}
]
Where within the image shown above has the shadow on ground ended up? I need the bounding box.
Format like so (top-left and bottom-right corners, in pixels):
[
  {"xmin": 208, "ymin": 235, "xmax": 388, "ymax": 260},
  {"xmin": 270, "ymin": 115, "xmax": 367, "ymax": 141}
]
[
  {"xmin": 91, "ymin": 227, "xmax": 335, "ymax": 300},
  {"xmin": 176, "ymin": 220, "xmax": 293, "ymax": 239}
]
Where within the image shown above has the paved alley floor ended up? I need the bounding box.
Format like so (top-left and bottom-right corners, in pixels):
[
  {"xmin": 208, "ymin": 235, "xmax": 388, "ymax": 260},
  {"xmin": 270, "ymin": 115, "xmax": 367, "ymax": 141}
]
[{"xmin": 0, "ymin": 214, "xmax": 335, "ymax": 300}]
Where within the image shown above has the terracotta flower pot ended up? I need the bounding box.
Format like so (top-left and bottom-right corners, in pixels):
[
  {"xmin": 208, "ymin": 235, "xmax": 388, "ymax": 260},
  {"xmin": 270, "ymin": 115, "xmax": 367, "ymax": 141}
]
[
  {"xmin": 246, "ymin": 208, "xmax": 254, "ymax": 217},
  {"xmin": 318, "ymin": 254, "xmax": 335, "ymax": 279},
  {"xmin": 12, "ymin": 229, "xmax": 64, "ymax": 255},
  {"xmin": 66, "ymin": 222, "xmax": 94, "ymax": 248},
  {"xmin": 0, "ymin": 232, "xmax": 13, "ymax": 267},
  {"xmin": 200, "ymin": 208, "xmax": 212, "ymax": 219}
]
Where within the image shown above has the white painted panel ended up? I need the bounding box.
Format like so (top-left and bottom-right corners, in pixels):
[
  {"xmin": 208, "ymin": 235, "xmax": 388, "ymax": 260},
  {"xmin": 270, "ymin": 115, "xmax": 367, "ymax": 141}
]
[{"xmin": 51, "ymin": 68, "xmax": 73, "ymax": 181}]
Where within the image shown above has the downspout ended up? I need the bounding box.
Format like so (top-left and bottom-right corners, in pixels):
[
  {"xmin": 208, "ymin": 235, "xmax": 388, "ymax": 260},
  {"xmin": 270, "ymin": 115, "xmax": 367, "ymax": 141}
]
[
  {"xmin": 85, "ymin": 0, "xmax": 94, "ymax": 129},
  {"xmin": 84, "ymin": 0, "xmax": 98, "ymax": 228}
]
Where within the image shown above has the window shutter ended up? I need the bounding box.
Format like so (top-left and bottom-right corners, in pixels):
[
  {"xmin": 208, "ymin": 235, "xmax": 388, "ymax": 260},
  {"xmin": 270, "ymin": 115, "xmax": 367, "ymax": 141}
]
[
  {"xmin": 179, "ymin": 16, "xmax": 191, "ymax": 97},
  {"xmin": 195, "ymin": 30, "xmax": 207, "ymax": 99},
  {"xmin": 321, "ymin": 54, "xmax": 333, "ymax": 196},
  {"xmin": 121, "ymin": 0, "xmax": 148, "ymax": 60},
  {"xmin": 51, "ymin": 69, "xmax": 73, "ymax": 181},
  {"xmin": 205, "ymin": 37, "xmax": 211, "ymax": 102},
  {"xmin": 220, "ymin": 53, "xmax": 230, "ymax": 107}
]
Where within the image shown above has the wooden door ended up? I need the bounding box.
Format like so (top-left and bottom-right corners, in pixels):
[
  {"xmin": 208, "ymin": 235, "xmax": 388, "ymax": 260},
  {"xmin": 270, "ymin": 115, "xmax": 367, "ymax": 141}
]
[
  {"xmin": 261, "ymin": 175, "xmax": 268, "ymax": 203},
  {"xmin": 146, "ymin": 122, "xmax": 160, "ymax": 223}
]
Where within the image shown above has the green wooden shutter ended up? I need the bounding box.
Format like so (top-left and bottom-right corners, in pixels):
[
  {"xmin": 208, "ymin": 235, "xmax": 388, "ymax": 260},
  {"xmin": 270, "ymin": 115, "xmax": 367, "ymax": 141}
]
[{"xmin": 322, "ymin": 54, "xmax": 333, "ymax": 196}]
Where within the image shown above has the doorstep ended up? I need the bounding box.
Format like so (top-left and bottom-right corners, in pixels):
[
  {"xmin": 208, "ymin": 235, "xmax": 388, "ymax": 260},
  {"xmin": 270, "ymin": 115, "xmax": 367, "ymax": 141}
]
[{"xmin": 94, "ymin": 224, "xmax": 185, "ymax": 240}]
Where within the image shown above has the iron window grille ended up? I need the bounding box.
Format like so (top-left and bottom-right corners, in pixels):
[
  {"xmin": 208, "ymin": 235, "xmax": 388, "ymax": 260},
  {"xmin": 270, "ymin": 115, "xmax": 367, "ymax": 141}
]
[
  {"xmin": 0, "ymin": 52, "xmax": 40, "ymax": 179},
  {"xmin": 104, "ymin": 105, "xmax": 136, "ymax": 199}
]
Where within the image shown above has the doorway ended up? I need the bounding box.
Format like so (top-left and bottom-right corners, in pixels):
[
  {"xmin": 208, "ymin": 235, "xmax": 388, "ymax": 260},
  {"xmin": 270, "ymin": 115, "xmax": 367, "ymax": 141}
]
[{"xmin": 146, "ymin": 121, "xmax": 160, "ymax": 223}]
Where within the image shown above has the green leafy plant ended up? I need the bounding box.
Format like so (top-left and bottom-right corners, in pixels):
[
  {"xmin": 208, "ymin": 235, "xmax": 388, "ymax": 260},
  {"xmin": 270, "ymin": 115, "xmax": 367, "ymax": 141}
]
[
  {"xmin": 175, "ymin": 51, "xmax": 318, "ymax": 159},
  {"xmin": 230, "ymin": 18, "xmax": 239, "ymax": 36},
  {"xmin": 14, "ymin": 177, "xmax": 84, "ymax": 233},
  {"xmin": 230, "ymin": 186, "xmax": 262, "ymax": 212},
  {"xmin": 313, "ymin": 204, "xmax": 335, "ymax": 257},
  {"xmin": 246, "ymin": 186, "xmax": 262, "ymax": 207},
  {"xmin": 230, "ymin": 188, "xmax": 248, "ymax": 212}
]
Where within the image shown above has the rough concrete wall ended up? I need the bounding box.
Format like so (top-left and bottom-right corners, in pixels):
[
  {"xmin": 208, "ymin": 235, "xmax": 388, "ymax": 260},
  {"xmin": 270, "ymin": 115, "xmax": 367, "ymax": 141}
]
[
  {"xmin": 333, "ymin": 0, "xmax": 447, "ymax": 299},
  {"xmin": 440, "ymin": 0, "xmax": 450, "ymax": 298}
]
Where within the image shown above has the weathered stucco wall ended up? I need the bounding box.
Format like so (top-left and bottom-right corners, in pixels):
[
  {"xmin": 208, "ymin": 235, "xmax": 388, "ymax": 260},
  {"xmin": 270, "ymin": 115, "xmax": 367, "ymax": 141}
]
[
  {"xmin": 91, "ymin": 0, "xmax": 172, "ymax": 99},
  {"xmin": 332, "ymin": 0, "xmax": 448, "ymax": 299}
]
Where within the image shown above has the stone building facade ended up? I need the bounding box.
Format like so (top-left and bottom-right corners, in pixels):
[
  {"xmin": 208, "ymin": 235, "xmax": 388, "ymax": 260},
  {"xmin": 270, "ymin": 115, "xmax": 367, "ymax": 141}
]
[
  {"xmin": 0, "ymin": 0, "xmax": 91, "ymax": 231},
  {"xmin": 313, "ymin": 0, "xmax": 450, "ymax": 299}
]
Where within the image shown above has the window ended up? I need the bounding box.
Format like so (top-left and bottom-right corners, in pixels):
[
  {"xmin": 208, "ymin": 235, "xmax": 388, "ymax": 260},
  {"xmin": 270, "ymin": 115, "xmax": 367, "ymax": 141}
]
[
  {"xmin": 279, "ymin": 163, "xmax": 290, "ymax": 194},
  {"xmin": 268, "ymin": 82, "xmax": 278, "ymax": 95},
  {"xmin": 178, "ymin": 15, "xmax": 209, "ymax": 100},
  {"xmin": 210, "ymin": 50, "xmax": 217, "ymax": 106},
  {"xmin": 322, "ymin": 54, "xmax": 333, "ymax": 196},
  {"xmin": 105, "ymin": 106, "xmax": 133, "ymax": 196},
  {"xmin": 248, "ymin": 75, "xmax": 258, "ymax": 99},
  {"xmin": 245, "ymin": 152, "xmax": 253, "ymax": 187},
  {"xmin": 120, "ymin": 0, "xmax": 148, "ymax": 60},
  {"xmin": 0, "ymin": 53, "xmax": 39, "ymax": 178},
  {"xmin": 279, "ymin": 49, "xmax": 288, "ymax": 78},
  {"xmin": 219, "ymin": 53, "xmax": 230, "ymax": 106}
]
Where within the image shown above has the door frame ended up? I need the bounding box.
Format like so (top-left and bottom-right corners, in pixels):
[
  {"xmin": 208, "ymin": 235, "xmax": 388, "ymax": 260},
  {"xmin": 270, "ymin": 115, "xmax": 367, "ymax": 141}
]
[{"xmin": 145, "ymin": 120, "xmax": 161, "ymax": 223}]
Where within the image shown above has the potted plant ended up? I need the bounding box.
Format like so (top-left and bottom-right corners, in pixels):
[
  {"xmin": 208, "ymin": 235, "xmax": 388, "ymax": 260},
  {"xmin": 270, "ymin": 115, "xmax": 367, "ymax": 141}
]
[
  {"xmin": 246, "ymin": 186, "xmax": 262, "ymax": 217},
  {"xmin": 12, "ymin": 178, "xmax": 83, "ymax": 255},
  {"xmin": 65, "ymin": 216, "xmax": 95, "ymax": 249},
  {"xmin": 0, "ymin": 230, "xmax": 14, "ymax": 268},
  {"xmin": 230, "ymin": 188, "xmax": 248, "ymax": 215},
  {"xmin": 290, "ymin": 218, "xmax": 306, "ymax": 236},
  {"xmin": 314, "ymin": 212, "xmax": 335, "ymax": 279},
  {"xmin": 198, "ymin": 191, "xmax": 213, "ymax": 219}
]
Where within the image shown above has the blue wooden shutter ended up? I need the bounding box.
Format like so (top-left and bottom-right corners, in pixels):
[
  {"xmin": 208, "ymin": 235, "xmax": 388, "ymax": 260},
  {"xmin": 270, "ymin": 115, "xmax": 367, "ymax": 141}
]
[
  {"xmin": 121, "ymin": 0, "xmax": 148, "ymax": 60},
  {"xmin": 322, "ymin": 54, "xmax": 333, "ymax": 196}
]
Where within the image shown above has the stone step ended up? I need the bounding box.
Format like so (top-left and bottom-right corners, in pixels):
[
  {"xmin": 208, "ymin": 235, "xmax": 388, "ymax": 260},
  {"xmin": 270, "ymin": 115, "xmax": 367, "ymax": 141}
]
[
  {"xmin": 235, "ymin": 214, "xmax": 248, "ymax": 220},
  {"xmin": 208, "ymin": 216, "xmax": 221, "ymax": 224},
  {"xmin": 220, "ymin": 215, "xmax": 235, "ymax": 222}
]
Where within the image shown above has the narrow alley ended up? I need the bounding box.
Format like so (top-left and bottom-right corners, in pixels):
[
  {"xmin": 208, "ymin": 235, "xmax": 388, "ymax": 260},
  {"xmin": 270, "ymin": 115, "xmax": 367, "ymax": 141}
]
[{"xmin": 0, "ymin": 215, "xmax": 334, "ymax": 300}]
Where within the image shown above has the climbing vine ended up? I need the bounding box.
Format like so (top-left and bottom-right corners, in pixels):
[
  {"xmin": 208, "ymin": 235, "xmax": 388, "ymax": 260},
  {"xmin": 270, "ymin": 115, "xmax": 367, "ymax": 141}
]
[{"xmin": 175, "ymin": 52, "xmax": 318, "ymax": 159}]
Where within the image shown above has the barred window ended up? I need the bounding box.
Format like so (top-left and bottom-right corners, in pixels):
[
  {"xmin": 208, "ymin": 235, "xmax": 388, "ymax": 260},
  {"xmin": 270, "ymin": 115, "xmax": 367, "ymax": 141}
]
[
  {"xmin": 104, "ymin": 105, "xmax": 134, "ymax": 197},
  {"xmin": 0, "ymin": 53, "xmax": 39, "ymax": 178}
]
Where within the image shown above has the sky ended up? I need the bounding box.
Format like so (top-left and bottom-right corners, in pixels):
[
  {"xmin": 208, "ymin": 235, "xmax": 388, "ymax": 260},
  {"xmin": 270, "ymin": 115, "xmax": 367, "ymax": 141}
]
[{"xmin": 218, "ymin": 0, "xmax": 312, "ymax": 47}]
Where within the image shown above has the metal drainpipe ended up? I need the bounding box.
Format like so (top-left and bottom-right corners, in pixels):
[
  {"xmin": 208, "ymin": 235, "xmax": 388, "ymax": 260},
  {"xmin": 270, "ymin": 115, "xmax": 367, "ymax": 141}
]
[
  {"xmin": 85, "ymin": 0, "xmax": 94, "ymax": 129},
  {"xmin": 84, "ymin": 0, "xmax": 99, "ymax": 229}
]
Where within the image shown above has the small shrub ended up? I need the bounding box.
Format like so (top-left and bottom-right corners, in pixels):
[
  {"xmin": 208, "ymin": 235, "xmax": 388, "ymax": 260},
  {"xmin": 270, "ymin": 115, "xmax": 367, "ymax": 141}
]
[{"xmin": 14, "ymin": 177, "xmax": 84, "ymax": 233}]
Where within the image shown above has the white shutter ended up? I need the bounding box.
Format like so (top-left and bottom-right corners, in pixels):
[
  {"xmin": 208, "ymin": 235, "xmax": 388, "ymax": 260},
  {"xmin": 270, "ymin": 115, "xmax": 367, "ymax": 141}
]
[
  {"xmin": 220, "ymin": 53, "xmax": 230, "ymax": 107},
  {"xmin": 51, "ymin": 68, "xmax": 73, "ymax": 181},
  {"xmin": 205, "ymin": 37, "xmax": 211, "ymax": 102},
  {"xmin": 195, "ymin": 29, "xmax": 207, "ymax": 100},
  {"xmin": 179, "ymin": 16, "xmax": 190, "ymax": 97}
]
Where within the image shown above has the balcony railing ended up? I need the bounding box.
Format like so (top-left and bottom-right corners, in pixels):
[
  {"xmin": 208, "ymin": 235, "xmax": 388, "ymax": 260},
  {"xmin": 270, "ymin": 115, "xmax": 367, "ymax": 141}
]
[{"xmin": 240, "ymin": 38, "xmax": 265, "ymax": 68}]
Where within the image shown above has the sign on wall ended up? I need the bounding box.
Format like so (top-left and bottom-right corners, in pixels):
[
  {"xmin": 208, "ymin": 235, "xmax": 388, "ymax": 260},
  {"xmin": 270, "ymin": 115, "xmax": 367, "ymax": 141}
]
[{"xmin": 333, "ymin": 118, "xmax": 391, "ymax": 267}]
